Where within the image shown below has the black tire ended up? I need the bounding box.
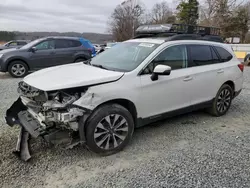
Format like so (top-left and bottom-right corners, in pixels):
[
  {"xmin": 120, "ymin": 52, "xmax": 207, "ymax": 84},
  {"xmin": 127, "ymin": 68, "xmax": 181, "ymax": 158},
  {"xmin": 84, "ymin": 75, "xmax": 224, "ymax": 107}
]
[
  {"xmin": 208, "ymin": 84, "xmax": 233, "ymax": 116},
  {"xmin": 85, "ymin": 104, "xmax": 134, "ymax": 155},
  {"xmin": 8, "ymin": 61, "xmax": 28, "ymax": 78},
  {"xmin": 74, "ymin": 58, "xmax": 86, "ymax": 63}
]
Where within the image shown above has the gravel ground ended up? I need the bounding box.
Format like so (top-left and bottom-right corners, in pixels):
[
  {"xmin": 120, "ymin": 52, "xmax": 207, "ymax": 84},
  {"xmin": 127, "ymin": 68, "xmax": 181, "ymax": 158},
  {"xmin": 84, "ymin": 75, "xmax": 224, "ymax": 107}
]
[{"xmin": 1, "ymin": 69, "xmax": 250, "ymax": 188}]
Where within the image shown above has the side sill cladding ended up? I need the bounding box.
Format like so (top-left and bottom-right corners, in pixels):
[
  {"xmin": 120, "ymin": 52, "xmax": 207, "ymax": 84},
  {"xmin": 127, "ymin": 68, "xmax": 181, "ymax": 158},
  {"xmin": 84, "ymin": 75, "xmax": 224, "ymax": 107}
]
[{"xmin": 136, "ymin": 99, "xmax": 214, "ymax": 128}]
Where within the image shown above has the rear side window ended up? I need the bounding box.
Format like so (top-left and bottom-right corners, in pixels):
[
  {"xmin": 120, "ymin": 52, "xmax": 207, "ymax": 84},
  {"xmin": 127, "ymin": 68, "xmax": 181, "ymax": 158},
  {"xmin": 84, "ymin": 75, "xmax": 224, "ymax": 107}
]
[
  {"xmin": 188, "ymin": 45, "xmax": 220, "ymax": 66},
  {"xmin": 69, "ymin": 40, "xmax": 82, "ymax": 47},
  {"xmin": 55, "ymin": 39, "xmax": 71, "ymax": 49},
  {"xmin": 214, "ymin": 46, "xmax": 233, "ymax": 62}
]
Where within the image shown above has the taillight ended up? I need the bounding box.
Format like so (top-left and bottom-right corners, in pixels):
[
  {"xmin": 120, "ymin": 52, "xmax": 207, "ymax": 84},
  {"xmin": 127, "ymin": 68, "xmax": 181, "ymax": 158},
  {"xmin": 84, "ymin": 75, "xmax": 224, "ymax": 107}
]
[{"xmin": 238, "ymin": 63, "xmax": 244, "ymax": 72}]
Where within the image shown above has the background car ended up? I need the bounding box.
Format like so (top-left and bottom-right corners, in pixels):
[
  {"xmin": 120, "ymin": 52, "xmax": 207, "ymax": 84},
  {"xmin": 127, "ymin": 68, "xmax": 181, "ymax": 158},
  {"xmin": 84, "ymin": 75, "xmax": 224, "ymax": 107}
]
[
  {"xmin": 93, "ymin": 44, "xmax": 102, "ymax": 53},
  {"xmin": 80, "ymin": 38, "xmax": 96, "ymax": 57},
  {"xmin": 0, "ymin": 36, "xmax": 92, "ymax": 77},
  {"xmin": 0, "ymin": 40, "xmax": 29, "ymax": 51}
]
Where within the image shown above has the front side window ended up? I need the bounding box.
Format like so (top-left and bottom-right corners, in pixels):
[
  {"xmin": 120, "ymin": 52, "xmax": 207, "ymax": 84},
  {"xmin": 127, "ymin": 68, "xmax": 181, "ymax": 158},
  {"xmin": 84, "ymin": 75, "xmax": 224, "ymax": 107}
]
[
  {"xmin": 35, "ymin": 40, "xmax": 55, "ymax": 50},
  {"xmin": 143, "ymin": 45, "xmax": 187, "ymax": 74},
  {"xmin": 188, "ymin": 45, "xmax": 214, "ymax": 66},
  {"xmin": 90, "ymin": 42, "xmax": 160, "ymax": 72}
]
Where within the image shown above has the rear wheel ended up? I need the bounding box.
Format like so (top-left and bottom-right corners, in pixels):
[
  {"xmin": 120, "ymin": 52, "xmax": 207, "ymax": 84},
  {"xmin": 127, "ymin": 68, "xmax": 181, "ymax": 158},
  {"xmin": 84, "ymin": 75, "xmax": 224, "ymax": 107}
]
[
  {"xmin": 8, "ymin": 61, "xmax": 28, "ymax": 78},
  {"xmin": 208, "ymin": 84, "xmax": 233, "ymax": 116},
  {"xmin": 85, "ymin": 104, "xmax": 134, "ymax": 155}
]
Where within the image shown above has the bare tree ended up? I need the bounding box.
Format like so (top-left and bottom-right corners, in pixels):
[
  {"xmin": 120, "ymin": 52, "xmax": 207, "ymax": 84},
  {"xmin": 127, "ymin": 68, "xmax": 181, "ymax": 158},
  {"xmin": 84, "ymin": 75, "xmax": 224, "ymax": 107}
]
[
  {"xmin": 150, "ymin": 1, "xmax": 174, "ymax": 24},
  {"xmin": 108, "ymin": 0, "xmax": 144, "ymax": 41}
]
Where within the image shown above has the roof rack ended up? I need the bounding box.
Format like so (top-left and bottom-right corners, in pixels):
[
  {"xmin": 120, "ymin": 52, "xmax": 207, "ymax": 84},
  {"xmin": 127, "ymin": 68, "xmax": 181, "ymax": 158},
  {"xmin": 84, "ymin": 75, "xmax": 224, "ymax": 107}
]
[
  {"xmin": 135, "ymin": 24, "xmax": 220, "ymax": 36},
  {"xmin": 134, "ymin": 23, "xmax": 223, "ymax": 43}
]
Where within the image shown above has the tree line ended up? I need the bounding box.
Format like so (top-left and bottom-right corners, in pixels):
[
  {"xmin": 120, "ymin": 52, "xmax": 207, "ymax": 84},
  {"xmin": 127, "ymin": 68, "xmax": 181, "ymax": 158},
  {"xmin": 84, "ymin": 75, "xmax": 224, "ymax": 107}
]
[
  {"xmin": 0, "ymin": 31, "xmax": 16, "ymax": 41},
  {"xmin": 108, "ymin": 0, "xmax": 250, "ymax": 43}
]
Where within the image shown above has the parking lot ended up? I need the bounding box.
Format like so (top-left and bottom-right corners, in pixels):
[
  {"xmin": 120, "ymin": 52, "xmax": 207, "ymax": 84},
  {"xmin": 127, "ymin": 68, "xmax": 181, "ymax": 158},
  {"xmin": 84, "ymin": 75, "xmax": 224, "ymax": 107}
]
[{"xmin": 0, "ymin": 68, "xmax": 250, "ymax": 188}]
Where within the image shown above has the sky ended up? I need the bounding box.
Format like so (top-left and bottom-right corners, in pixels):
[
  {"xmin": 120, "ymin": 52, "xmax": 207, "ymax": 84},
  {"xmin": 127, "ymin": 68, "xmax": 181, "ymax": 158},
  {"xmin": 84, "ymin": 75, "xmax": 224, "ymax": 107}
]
[{"xmin": 0, "ymin": 0, "xmax": 174, "ymax": 33}]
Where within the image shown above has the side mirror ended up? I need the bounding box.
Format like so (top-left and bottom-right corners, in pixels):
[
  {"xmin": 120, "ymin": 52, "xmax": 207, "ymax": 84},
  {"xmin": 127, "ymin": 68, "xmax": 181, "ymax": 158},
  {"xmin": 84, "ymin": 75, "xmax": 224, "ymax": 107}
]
[
  {"xmin": 30, "ymin": 47, "xmax": 37, "ymax": 52},
  {"xmin": 151, "ymin": 65, "xmax": 171, "ymax": 81}
]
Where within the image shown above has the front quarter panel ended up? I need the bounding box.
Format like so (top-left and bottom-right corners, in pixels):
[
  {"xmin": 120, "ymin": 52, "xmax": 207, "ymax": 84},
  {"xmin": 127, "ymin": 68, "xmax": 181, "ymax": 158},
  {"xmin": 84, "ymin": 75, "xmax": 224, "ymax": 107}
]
[{"xmin": 73, "ymin": 73, "xmax": 141, "ymax": 114}]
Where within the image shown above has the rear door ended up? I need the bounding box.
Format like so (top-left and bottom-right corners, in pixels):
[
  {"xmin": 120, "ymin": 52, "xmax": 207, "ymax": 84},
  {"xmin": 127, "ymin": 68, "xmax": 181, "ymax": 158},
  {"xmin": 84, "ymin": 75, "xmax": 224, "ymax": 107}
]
[
  {"xmin": 187, "ymin": 44, "xmax": 227, "ymax": 105},
  {"xmin": 53, "ymin": 39, "xmax": 80, "ymax": 65},
  {"xmin": 29, "ymin": 39, "xmax": 56, "ymax": 69}
]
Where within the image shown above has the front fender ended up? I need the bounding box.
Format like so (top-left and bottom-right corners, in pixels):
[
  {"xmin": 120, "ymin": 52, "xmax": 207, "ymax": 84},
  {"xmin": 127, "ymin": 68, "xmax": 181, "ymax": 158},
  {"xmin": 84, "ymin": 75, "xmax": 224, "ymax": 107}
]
[{"xmin": 73, "ymin": 88, "xmax": 135, "ymax": 111}]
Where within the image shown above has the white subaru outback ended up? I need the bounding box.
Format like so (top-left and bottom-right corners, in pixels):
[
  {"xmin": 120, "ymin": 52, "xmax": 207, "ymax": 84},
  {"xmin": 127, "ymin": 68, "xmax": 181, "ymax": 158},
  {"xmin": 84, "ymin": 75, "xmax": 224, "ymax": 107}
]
[{"xmin": 6, "ymin": 25, "xmax": 243, "ymax": 161}]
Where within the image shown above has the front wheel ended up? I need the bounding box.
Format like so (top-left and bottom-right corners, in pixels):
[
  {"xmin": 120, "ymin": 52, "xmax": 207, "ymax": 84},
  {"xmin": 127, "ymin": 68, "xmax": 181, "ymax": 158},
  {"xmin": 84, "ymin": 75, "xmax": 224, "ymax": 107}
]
[
  {"xmin": 8, "ymin": 61, "xmax": 28, "ymax": 78},
  {"xmin": 208, "ymin": 84, "xmax": 233, "ymax": 116},
  {"xmin": 85, "ymin": 104, "xmax": 134, "ymax": 155}
]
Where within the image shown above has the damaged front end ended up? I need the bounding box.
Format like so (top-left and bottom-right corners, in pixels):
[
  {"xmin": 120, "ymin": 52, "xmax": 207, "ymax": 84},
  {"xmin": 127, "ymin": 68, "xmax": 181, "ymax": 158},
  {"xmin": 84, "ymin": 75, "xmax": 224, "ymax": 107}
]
[{"xmin": 6, "ymin": 81, "xmax": 90, "ymax": 161}]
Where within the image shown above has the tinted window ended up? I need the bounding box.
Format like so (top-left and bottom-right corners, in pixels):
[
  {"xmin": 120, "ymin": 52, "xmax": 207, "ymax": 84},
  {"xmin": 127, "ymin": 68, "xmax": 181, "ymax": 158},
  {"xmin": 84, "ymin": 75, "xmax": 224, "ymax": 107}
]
[
  {"xmin": 35, "ymin": 40, "xmax": 55, "ymax": 50},
  {"xmin": 143, "ymin": 45, "xmax": 187, "ymax": 74},
  {"xmin": 17, "ymin": 41, "xmax": 27, "ymax": 45},
  {"xmin": 55, "ymin": 39, "xmax": 71, "ymax": 49},
  {"xmin": 154, "ymin": 45, "xmax": 187, "ymax": 70},
  {"xmin": 214, "ymin": 46, "xmax": 233, "ymax": 62},
  {"xmin": 211, "ymin": 47, "xmax": 220, "ymax": 63},
  {"xmin": 69, "ymin": 40, "xmax": 81, "ymax": 47},
  {"xmin": 189, "ymin": 45, "xmax": 214, "ymax": 66}
]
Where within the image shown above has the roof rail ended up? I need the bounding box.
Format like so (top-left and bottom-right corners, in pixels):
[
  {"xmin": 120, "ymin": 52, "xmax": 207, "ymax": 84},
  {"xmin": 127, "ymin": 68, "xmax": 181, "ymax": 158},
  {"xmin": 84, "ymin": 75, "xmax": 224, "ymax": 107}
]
[{"xmin": 135, "ymin": 24, "xmax": 220, "ymax": 36}]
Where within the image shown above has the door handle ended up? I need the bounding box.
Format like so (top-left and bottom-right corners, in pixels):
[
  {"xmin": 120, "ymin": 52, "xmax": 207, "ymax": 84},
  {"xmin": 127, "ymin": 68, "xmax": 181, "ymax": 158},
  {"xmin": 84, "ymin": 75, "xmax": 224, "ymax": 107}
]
[
  {"xmin": 183, "ymin": 76, "xmax": 193, "ymax": 81},
  {"xmin": 50, "ymin": 52, "xmax": 56, "ymax": 55},
  {"xmin": 217, "ymin": 69, "xmax": 224, "ymax": 73}
]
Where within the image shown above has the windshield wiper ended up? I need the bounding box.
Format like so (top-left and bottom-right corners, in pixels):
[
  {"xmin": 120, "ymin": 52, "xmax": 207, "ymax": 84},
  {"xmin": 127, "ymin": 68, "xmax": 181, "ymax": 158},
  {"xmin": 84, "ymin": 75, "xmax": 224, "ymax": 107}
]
[{"xmin": 91, "ymin": 64, "xmax": 109, "ymax": 70}]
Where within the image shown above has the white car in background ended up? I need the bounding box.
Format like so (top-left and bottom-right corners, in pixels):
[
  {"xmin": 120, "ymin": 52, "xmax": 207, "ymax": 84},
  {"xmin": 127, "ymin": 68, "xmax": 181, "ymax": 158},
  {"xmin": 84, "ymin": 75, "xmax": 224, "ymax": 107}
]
[
  {"xmin": 93, "ymin": 44, "xmax": 102, "ymax": 53},
  {"xmin": 105, "ymin": 42, "xmax": 119, "ymax": 50},
  {"xmin": 5, "ymin": 24, "xmax": 243, "ymax": 161}
]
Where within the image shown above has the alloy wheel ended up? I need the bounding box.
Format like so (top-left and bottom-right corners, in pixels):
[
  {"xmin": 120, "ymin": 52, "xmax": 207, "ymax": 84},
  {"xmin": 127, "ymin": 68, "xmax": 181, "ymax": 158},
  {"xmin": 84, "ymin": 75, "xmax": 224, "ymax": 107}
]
[
  {"xmin": 11, "ymin": 64, "xmax": 26, "ymax": 77},
  {"xmin": 216, "ymin": 88, "xmax": 231, "ymax": 113},
  {"xmin": 94, "ymin": 114, "xmax": 129, "ymax": 150}
]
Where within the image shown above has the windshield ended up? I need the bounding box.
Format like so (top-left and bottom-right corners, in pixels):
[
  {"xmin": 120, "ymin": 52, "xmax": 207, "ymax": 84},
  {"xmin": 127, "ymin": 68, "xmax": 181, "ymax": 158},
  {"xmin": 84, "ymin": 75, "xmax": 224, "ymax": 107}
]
[
  {"xmin": 91, "ymin": 42, "xmax": 160, "ymax": 72},
  {"xmin": 20, "ymin": 38, "xmax": 43, "ymax": 49},
  {"xmin": 3, "ymin": 42, "xmax": 10, "ymax": 46}
]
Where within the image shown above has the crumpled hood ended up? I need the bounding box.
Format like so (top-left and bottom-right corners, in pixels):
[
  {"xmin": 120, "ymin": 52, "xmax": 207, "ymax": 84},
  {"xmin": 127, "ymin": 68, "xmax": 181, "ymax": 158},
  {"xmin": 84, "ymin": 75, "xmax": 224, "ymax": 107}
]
[{"xmin": 23, "ymin": 63, "xmax": 124, "ymax": 91}]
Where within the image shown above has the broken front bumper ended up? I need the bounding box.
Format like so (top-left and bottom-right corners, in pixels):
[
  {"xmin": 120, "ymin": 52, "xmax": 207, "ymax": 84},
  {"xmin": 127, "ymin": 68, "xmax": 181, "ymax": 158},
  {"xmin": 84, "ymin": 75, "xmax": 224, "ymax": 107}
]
[
  {"xmin": 6, "ymin": 97, "xmax": 89, "ymax": 161},
  {"xmin": 5, "ymin": 98, "xmax": 44, "ymax": 161}
]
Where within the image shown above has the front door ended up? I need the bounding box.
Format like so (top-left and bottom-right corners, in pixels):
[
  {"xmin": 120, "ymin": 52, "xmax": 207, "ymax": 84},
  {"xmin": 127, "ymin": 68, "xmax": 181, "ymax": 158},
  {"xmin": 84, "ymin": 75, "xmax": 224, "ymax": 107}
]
[
  {"xmin": 139, "ymin": 44, "xmax": 193, "ymax": 119},
  {"xmin": 29, "ymin": 39, "xmax": 56, "ymax": 70}
]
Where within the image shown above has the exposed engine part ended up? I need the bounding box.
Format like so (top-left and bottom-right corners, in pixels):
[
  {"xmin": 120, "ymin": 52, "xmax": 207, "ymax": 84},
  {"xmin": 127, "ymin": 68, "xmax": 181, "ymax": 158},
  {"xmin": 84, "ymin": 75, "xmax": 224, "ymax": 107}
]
[
  {"xmin": 18, "ymin": 81, "xmax": 47, "ymax": 99},
  {"xmin": 43, "ymin": 96, "xmax": 77, "ymax": 110},
  {"xmin": 44, "ymin": 108, "xmax": 84, "ymax": 123},
  {"xmin": 18, "ymin": 110, "xmax": 45, "ymax": 137}
]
